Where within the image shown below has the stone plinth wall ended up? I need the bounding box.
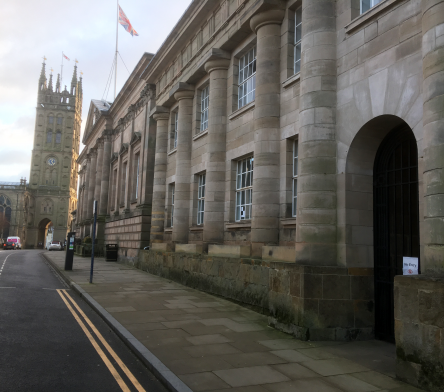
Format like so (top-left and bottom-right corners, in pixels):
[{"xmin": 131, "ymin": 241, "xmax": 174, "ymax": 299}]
[
  {"xmin": 133, "ymin": 250, "xmax": 374, "ymax": 341},
  {"xmin": 395, "ymin": 275, "xmax": 444, "ymax": 392}
]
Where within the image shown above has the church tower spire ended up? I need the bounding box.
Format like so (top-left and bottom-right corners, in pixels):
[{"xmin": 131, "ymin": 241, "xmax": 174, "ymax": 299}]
[
  {"xmin": 39, "ymin": 58, "xmax": 47, "ymax": 91},
  {"xmin": 48, "ymin": 71, "xmax": 53, "ymax": 92},
  {"xmin": 71, "ymin": 64, "xmax": 78, "ymax": 95},
  {"xmin": 55, "ymin": 73, "xmax": 61, "ymax": 93}
]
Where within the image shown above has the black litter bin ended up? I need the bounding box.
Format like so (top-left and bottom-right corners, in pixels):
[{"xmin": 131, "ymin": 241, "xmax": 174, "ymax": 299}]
[{"xmin": 105, "ymin": 244, "xmax": 118, "ymax": 262}]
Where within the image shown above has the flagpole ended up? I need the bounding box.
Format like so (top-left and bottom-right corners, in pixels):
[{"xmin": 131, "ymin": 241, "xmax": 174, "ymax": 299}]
[
  {"xmin": 114, "ymin": 0, "xmax": 119, "ymax": 100},
  {"xmin": 61, "ymin": 52, "xmax": 64, "ymax": 88}
]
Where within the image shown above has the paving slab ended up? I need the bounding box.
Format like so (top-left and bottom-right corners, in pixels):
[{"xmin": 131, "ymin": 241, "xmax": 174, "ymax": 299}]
[{"xmin": 43, "ymin": 251, "xmax": 426, "ymax": 392}]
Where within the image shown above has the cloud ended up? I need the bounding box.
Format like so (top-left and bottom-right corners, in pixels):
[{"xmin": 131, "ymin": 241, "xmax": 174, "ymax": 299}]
[{"xmin": 0, "ymin": 0, "xmax": 192, "ymax": 180}]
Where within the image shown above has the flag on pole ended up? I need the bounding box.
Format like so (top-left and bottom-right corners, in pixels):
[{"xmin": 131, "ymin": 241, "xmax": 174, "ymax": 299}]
[
  {"xmin": 63, "ymin": 53, "xmax": 70, "ymax": 60},
  {"xmin": 118, "ymin": 5, "xmax": 139, "ymax": 36}
]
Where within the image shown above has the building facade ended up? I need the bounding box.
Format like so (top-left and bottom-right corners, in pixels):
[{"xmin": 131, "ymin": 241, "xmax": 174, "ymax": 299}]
[
  {"xmin": 78, "ymin": 1, "xmax": 443, "ymax": 388},
  {"xmin": 0, "ymin": 61, "xmax": 82, "ymax": 248},
  {"xmin": 0, "ymin": 180, "xmax": 28, "ymax": 242}
]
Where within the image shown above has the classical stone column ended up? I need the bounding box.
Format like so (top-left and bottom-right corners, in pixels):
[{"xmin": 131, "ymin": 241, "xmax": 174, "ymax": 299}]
[
  {"xmin": 296, "ymin": 0, "xmax": 337, "ymax": 265},
  {"xmin": 82, "ymin": 157, "xmax": 91, "ymax": 221},
  {"xmin": 99, "ymin": 133, "xmax": 112, "ymax": 216},
  {"xmin": 422, "ymin": 0, "xmax": 444, "ymax": 271},
  {"xmin": 203, "ymin": 59, "xmax": 230, "ymax": 245},
  {"xmin": 94, "ymin": 139, "xmax": 104, "ymax": 211},
  {"xmin": 172, "ymin": 90, "xmax": 194, "ymax": 244},
  {"xmin": 150, "ymin": 108, "xmax": 169, "ymax": 243},
  {"xmin": 250, "ymin": 10, "xmax": 285, "ymax": 258},
  {"xmin": 76, "ymin": 170, "xmax": 84, "ymax": 223},
  {"xmin": 87, "ymin": 149, "xmax": 97, "ymax": 219}
]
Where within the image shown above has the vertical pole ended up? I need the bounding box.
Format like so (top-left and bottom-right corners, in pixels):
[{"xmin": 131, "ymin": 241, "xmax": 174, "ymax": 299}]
[
  {"xmin": 61, "ymin": 52, "xmax": 64, "ymax": 87},
  {"xmin": 114, "ymin": 0, "xmax": 119, "ymax": 100},
  {"xmin": 90, "ymin": 200, "xmax": 98, "ymax": 284}
]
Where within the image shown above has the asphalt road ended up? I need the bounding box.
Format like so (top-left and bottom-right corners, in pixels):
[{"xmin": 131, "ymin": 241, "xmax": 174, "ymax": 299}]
[{"xmin": 0, "ymin": 249, "xmax": 168, "ymax": 392}]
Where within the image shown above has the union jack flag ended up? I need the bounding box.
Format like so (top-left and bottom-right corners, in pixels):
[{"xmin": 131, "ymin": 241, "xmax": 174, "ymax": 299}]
[{"xmin": 118, "ymin": 5, "xmax": 139, "ymax": 37}]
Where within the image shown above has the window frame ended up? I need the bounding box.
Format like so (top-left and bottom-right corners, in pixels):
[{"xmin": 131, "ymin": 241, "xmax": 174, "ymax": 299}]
[
  {"xmin": 173, "ymin": 111, "xmax": 178, "ymax": 149},
  {"xmin": 197, "ymin": 173, "xmax": 205, "ymax": 225},
  {"xmin": 237, "ymin": 47, "xmax": 257, "ymax": 109},
  {"xmin": 235, "ymin": 156, "xmax": 254, "ymax": 222},
  {"xmin": 46, "ymin": 130, "xmax": 53, "ymax": 144},
  {"xmin": 292, "ymin": 140, "xmax": 298, "ymax": 217},
  {"xmin": 294, "ymin": 7, "xmax": 302, "ymax": 75},
  {"xmin": 171, "ymin": 185, "xmax": 175, "ymax": 227},
  {"xmin": 55, "ymin": 131, "xmax": 62, "ymax": 144},
  {"xmin": 361, "ymin": 0, "xmax": 383, "ymax": 14},
  {"xmin": 200, "ymin": 85, "xmax": 209, "ymax": 132}
]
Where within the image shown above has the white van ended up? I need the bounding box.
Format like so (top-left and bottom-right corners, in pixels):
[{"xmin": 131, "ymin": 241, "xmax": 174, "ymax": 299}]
[{"xmin": 7, "ymin": 237, "xmax": 21, "ymax": 249}]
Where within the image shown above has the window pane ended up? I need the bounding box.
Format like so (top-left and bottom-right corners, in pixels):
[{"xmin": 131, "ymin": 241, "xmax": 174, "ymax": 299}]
[{"xmin": 361, "ymin": 0, "xmax": 371, "ymax": 13}]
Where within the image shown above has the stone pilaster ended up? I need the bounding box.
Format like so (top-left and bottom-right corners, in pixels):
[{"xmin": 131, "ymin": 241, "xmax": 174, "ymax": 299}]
[
  {"xmin": 76, "ymin": 170, "xmax": 84, "ymax": 223},
  {"xmin": 87, "ymin": 149, "xmax": 97, "ymax": 220},
  {"xmin": 99, "ymin": 132, "xmax": 112, "ymax": 216},
  {"xmin": 172, "ymin": 90, "xmax": 194, "ymax": 244},
  {"xmin": 250, "ymin": 10, "xmax": 285, "ymax": 258},
  {"xmin": 150, "ymin": 108, "xmax": 169, "ymax": 243},
  {"xmin": 296, "ymin": 0, "xmax": 337, "ymax": 265},
  {"xmin": 94, "ymin": 139, "xmax": 104, "ymax": 211},
  {"xmin": 422, "ymin": 0, "xmax": 444, "ymax": 272},
  {"xmin": 82, "ymin": 157, "xmax": 91, "ymax": 221},
  {"xmin": 203, "ymin": 59, "xmax": 230, "ymax": 246}
]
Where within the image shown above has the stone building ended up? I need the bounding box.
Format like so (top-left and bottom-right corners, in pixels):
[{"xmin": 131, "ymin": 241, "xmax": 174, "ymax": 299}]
[
  {"xmin": 0, "ymin": 61, "xmax": 82, "ymax": 247},
  {"xmin": 0, "ymin": 180, "xmax": 28, "ymax": 241},
  {"xmin": 78, "ymin": 1, "xmax": 443, "ymax": 389}
]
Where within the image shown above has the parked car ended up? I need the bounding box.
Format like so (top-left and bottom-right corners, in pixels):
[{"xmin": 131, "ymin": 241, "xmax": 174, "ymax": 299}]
[
  {"xmin": 7, "ymin": 237, "xmax": 21, "ymax": 249},
  {"xmin": 47, "ymin": 241, "xmax": 62, "ymax": 251},
  {"xmin": 3, "ymin": 241, "xmax": 16, "ymax": 250}
]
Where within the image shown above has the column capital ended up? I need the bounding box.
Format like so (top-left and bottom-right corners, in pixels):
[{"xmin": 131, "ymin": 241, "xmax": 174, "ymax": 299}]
[
  {"xmin": 174, "ymin": 90, "xmax": 194, "ymax": 101},
  {"xmin": 96, "ymin": 137, "xmax": 104, "ymax": 149},
  {"xmin": 89, "ymin": 148, "xmax": 98, "ymax": 158},
  {"xmin": 204, "ymin": 58, "xmax": 231, "ymax": 74},
  {"xmin": 153, "ymin": 112, "xmax": 170, "ymax": 122},
  {"xmin": 150, "ymin": 105, "xmax": 169, "ymax": 120},
  {"xmin": 250, "ymin": 9, "xmax": 285, "ymax": 33}
]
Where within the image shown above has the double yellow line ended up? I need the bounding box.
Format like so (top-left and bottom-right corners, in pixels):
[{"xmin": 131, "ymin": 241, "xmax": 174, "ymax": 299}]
[{"xmin": 57, "ymin": 289, "xmax": 146, "ymax": 392}]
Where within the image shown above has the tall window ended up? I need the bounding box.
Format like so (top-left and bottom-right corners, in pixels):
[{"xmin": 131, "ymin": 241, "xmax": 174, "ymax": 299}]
[
  {"xmin": 361, "ymin": 0, "xmax": 382, "ymax": 13},
  {"xmin": 55, "ymin": 131, "xmax": 62, "ymax": 144},
  {"xmin": 292, "ymin": 140, "xmax": 298, "ymax": 217},
  {"xmin": 200, "ymin": 86, "xmax": 209, "ymax": 132},
  {"xmin": 171, "ymin": 185, "xmax": 175, "ymax": 227},
  {"xmin": 173, "ymin": 112, "xmax": 178, "ymax": 148},
  {"xmin": 135, "ymin": 154, "xmax": 140, "ymax": 199},
  {"xmin": 197, "ymin": 173, "xmax": 205, "ymax": 225},
  {"xmin": 48, "ymin": 116, "xmax": 54, "ymax": 124},
  {"xmin": 238, "ymin": 47, "xmax": 256, "ymax": 109},
  {"xmin": 57, "ymin": 117, "xmax": 63, "ymax": 125},
  {"xmin": 235, "ymin": 157, "xmax": 253, "ymax": 221},
  {"xmin": 46, "ymin": 131, "xmax": 52, "ymax": 143},
  {"xmin": 121, "ymin": 162, "xmax": 128, "ymax": 204},
  {"xmin": 294, "ymin": 8, "xmax": 302, "ymax": 74}
]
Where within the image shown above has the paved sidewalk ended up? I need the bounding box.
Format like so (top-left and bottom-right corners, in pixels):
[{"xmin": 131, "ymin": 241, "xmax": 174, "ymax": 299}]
[{"xmin": 43, "ymin": 251, "xmax": 424, "ymax": 392}]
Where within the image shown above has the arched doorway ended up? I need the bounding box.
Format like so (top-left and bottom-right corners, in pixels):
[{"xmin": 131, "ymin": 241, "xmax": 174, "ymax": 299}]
[
  {"xmin": 373, "ymin": 124, "xmax": 420, "ymax": 342},
  {"xmin": 37, "ymin": 218, "xmax": 52, "ymax": 249}
]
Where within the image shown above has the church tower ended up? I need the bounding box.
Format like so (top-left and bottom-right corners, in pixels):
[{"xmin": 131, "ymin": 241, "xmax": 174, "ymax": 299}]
[{"xmin": 25, "ymin": 59, "xmax": 82, "ymax": 247}]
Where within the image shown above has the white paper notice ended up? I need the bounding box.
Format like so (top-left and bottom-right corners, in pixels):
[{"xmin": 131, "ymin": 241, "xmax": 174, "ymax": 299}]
[{"xmin": 403, "ymin": 257, "xmax": 419, "ymax": 275}]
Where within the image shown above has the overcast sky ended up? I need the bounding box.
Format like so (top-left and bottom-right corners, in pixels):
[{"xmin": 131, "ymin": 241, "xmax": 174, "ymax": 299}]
[{"xmin": 0, "ymin": 0, "xmax": 192, "ymax": 183}]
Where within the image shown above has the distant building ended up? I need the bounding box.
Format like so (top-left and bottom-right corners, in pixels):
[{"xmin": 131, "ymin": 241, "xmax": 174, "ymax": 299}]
[{"xmin": 0, "ymin": 61, "xmax": 82, "ymax": 247}]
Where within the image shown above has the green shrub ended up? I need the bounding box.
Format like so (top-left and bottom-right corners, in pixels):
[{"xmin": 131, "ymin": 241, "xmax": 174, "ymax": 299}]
[{"xmin": 83, "ymin": 236, "xmax": 92, "ymax": 244}]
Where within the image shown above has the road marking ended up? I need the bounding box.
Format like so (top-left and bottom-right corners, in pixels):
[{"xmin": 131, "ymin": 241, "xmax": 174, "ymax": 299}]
[
  {"xmin": 63, "ymin": 291, "xmax": 147, "ymax": 392},
  {"xmin": 57, "ymin": 289, "xmax": 132, "ymax": 392},
  {"xmin": 61, "ymin": 289, "xmax": 146, "ymax": 392},
  {"xmin": 0, "ymin": 253, "xmax": 14, "ymax": 278}
]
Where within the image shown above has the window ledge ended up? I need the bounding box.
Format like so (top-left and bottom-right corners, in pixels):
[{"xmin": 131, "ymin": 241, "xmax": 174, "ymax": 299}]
[
  {"xmin": 228, "ymin": 101, "xmax": 255, "ymax": 121},
  {"xmin": 281, "ymin": 218, "xmax": 296, "ymax": 227},
  {"xmin": 226, "ymin": 221, "xmax": 251, "ymax": 230},
  {"xmin": 282, "ymin": 73, "xmax": 300, "ymax": 89},
  {"xmin": 190, "ymin": 226, "xmax": 204, "ymax": 231},
  {"xmin": 164, "ymin": 228, "xmax": 172, "ymax": 233},
  {"xmin": 193, "ymin": 129, "xmax": 208, "ymax": 141},
  {"xmin": 167, "ymin": 148, "xmax": 177, "ymax": 156},
  {"xmin": 345, "ymin": 0, "xmax": 403, "ymax": 34}
]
